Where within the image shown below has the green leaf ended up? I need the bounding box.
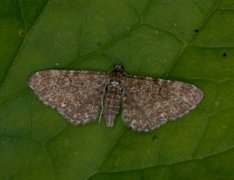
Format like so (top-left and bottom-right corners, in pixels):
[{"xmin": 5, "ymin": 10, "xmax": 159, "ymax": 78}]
[{"xmin": 1, "ymin": 0, "xmax": 234, "ymax": 179}]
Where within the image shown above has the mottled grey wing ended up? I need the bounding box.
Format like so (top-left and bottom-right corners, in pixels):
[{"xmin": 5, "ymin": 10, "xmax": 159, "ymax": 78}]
[
  {"xmin": 29, "ymin": 70, "xmax": 108, "ymax": 124},
  {"xmin": 122, "ymin": 76, "xmax": 203, "ymax": 132}
]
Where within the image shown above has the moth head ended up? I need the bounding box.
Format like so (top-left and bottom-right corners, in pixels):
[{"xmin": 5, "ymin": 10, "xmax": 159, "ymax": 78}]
[{"xmin": 112, "ymin": 64, "xmax": 124, "ymax": 73}]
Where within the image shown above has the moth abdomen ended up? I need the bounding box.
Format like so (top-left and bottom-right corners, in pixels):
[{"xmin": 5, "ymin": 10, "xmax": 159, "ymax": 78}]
[{"xmin": 103, "ymin": 81, "xmax": 123, "ymax": 127}]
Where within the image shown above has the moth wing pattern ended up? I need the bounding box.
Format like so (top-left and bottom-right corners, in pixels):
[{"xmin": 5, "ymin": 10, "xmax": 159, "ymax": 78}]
[
  {"xmin": 122, "ymin": 76, "xmax": 203, "ymax": 132},
  {"xmin": 29, "ymin": 70, "xmax": 108, "ymax": 124}
]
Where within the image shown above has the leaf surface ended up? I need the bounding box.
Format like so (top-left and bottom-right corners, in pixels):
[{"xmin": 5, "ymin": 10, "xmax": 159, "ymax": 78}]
[{"xmin": 0, "ymin": 0, "xmax": 234, "ymax": 179}]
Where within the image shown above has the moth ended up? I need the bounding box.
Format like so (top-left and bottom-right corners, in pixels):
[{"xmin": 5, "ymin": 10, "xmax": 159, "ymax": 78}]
[{"xmin": 28, "ymin": 65, "xmax": 203, "ymax": 132}]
